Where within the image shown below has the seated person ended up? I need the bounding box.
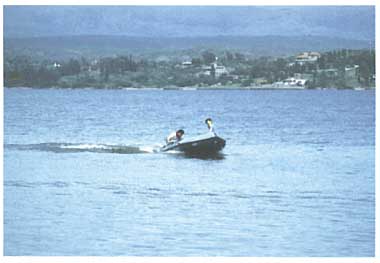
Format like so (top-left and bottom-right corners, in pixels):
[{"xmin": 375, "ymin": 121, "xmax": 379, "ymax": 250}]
[{"xmin": 166, "ymin": 129, "xmax": 184, "ymax": 144}]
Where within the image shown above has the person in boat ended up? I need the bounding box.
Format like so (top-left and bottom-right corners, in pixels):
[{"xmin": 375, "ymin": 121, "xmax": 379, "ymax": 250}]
[
  {"xmin": 166, "ymin": 129, "xmax": 184, "ymax": 144},
  {"xmin": 205, "ymin": 118, "xmax": 214, "ymax": 132}
]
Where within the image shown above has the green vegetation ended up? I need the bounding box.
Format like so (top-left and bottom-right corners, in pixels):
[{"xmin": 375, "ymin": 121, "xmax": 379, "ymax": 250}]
[{"xmin": 4, "ymin": 48, "xmax": 375, "ymax": 89}]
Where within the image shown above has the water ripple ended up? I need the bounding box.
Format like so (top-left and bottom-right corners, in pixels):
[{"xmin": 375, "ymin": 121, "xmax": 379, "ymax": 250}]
[
  {"xmin": 98, "ymin": 185, "xmax": 120, "ymax": 190},
  {"xmin": 5, "ymin": 180, "xmax": 71, "ymax": 189},
  {"xmin": 43, "ymin": 181, "xmax": 70, "ymax": 188},
  {"xmin": 184, "ymin": 192, "xmax": 219, "ymax": 197},
  {"xmin": 5, "ymin": 180, "xmax": 35, "ymax": 188},
  {"xmin": 113, "ymin": 191, "xmax": 128, "ymax": 195}
]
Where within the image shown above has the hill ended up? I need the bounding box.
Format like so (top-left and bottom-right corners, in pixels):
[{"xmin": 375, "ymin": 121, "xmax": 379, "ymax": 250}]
[
  {"xmin": 4, "ymin": 6, "xmax": 374, "ymax": 40},
  {"xmin": 4, "ymin": 35, "xmax": 373, "ymax": 60}
]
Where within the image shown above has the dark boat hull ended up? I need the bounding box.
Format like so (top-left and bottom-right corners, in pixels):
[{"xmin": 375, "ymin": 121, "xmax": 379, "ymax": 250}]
[
  {"xmin": 177, "ymin": 136, "xmax": 225, "ymax": 154},
  {"xmin": 161, "ymin": 133, "xmax": 226, "ymax": 155}
]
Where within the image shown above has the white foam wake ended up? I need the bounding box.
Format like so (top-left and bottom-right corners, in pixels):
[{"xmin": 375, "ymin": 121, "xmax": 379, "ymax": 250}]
[{"xmin": 60, "ymin": 144, "xmax": 110, "ymax": 150}]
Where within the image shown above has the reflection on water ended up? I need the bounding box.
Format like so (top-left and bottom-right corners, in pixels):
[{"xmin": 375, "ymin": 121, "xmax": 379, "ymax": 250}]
[{"xmin": 181, "ymin": 151, "xmax": 226, "ymax": 160}]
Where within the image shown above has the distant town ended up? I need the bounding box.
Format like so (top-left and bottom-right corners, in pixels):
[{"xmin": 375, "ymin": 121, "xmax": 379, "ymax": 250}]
[{"xmin": 4, "ymin": 48, "xmax": 375, "ymax": 90}]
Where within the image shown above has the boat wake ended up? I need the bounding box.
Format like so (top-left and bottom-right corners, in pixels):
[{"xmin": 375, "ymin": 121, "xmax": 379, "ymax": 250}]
[{"xmin": 5, "ymin": 143, "xmax": 162, "ymax": 154}]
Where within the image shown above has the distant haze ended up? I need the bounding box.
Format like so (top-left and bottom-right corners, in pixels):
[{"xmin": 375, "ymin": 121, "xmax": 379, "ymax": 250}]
[{"xmin": 4, "ymin": 6, "xmax": 375, "ymax": 40}]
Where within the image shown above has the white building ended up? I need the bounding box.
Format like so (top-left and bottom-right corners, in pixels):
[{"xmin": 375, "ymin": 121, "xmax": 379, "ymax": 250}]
[
  {"xmin": 199, "ymin": 63, "xmax": 228, "ymax": 78},
  {"xmin": 213, "ymin": 63, "xmax": 228, "ymax": 78},
  {"xmin": 295, "ymin": 52, "xmax": 321, "ymax": 65},
  {"xmin": 182, "ymin": 61, "xmax": 192, "ymax": 67},
  {"xmin": 283, "ymin": 77, "xmax": 308, "ymax": 86},
  {"xmin": 274, "ymin": 77, "xmax": 309, "ymax": 88}
]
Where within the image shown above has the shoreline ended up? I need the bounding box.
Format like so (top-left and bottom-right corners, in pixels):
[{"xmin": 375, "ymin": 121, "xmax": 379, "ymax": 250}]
[{"xmin": 4, "ymin": 86, "xmax": 375, "ymax": 91}]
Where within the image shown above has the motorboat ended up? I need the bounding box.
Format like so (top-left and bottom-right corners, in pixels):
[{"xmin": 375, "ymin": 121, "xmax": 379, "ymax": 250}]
[{"xmin": 161, "ymin": 132, "xmax": 226, "ymax": 155}]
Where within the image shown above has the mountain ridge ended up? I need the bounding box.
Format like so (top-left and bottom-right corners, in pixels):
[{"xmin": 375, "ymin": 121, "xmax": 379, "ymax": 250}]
[
  {"xmin": 5, "ymin": 35, "xmax": 373, "ymax": 60},
  {"xmin": 4, "ymin": 6, "xmax": 375, "ymax": 41}
]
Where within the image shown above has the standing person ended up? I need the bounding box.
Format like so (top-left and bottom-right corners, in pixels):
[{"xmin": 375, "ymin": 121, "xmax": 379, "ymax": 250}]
[
  {"xmin": 166, "ymin": 129, "xmax": 184, "ymax": 144},
  {"xmin": 205, "ymin": 118, "xmax": 214, "ymax": 132}
]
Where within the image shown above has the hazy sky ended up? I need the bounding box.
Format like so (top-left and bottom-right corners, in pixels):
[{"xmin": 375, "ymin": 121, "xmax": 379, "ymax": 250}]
[{"xmin": 4, "ymin": 6, "xmax": 375, "ymax": 40}]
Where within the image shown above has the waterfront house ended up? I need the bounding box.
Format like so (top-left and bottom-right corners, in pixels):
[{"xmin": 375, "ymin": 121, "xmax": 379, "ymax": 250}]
[
  {"xmin": 213, "ymin": 63, "xmax": 228, "ymax": 78},
  {"xmin": 273, "ymin": 76, "xmax": 309, "ymax": 89}
]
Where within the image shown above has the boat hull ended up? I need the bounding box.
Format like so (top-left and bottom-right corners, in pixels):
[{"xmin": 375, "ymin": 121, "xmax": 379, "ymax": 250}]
[{"xmin": 161, "ymin": 133, "xmax": 226, "ymax": 155}]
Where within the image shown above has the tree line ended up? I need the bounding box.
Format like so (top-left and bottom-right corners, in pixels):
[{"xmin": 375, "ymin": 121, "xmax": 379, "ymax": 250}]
[{"xmin": 4, "ymin": 48, "xmax": 375, "ymax": 88}]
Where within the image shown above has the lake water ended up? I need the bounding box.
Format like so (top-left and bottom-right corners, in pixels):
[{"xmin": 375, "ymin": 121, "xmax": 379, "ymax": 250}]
[{"xmin": 4, "ymin": 88, "xmax": 375, "ymax": 256}]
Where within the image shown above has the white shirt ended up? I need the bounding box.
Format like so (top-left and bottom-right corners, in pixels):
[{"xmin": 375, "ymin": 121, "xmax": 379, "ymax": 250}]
[{"xmin": 166, "ymin": 131, "xmax": 178, "ymax": 143}]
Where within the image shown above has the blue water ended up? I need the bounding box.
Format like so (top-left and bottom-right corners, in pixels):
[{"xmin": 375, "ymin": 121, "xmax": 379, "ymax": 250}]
[{"xmin": 4, "ymin": 88, "xmax": 375, "ymax": 256}]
